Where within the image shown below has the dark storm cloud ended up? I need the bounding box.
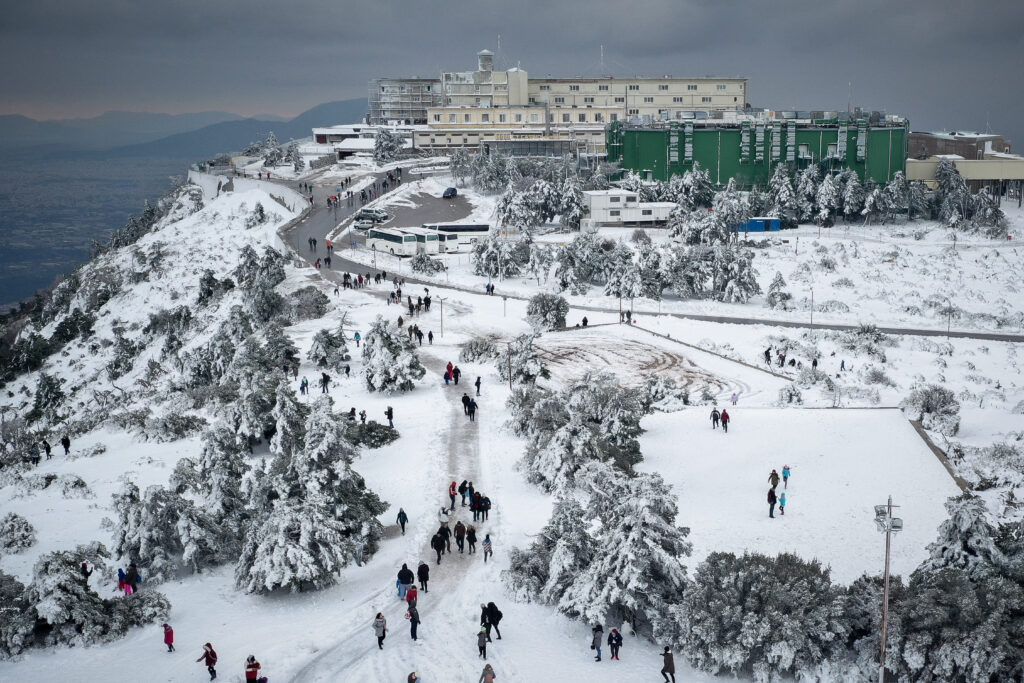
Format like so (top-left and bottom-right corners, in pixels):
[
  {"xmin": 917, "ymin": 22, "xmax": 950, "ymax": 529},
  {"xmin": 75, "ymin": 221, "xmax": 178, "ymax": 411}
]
[{"xmin": 2, "ymin": 0, "xmax": 1022, "ymax": 141}]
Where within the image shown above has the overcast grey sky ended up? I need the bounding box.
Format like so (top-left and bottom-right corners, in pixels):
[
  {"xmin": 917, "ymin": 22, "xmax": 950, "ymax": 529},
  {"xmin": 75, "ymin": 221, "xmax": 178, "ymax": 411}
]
[{"xmin": 2, "ymin": 0, "xmax": 1022, "ymax": 141}]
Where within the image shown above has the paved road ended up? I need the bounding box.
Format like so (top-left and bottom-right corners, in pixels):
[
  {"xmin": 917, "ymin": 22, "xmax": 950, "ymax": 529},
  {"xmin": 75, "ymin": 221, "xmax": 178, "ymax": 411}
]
[{"xmin": 278, "ymin": 168, "xmax": 1024, "ymax": 343}]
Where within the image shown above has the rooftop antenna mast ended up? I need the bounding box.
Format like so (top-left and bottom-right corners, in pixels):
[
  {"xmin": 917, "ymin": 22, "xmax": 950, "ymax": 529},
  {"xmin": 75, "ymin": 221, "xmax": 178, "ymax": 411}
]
[
  {"xmin": 847, "ymin": 82, "xmax": 851, "ymax": 114},
  {"xmin": 497, "ymin": 34, "xmax": 501, "ymax": 68}
]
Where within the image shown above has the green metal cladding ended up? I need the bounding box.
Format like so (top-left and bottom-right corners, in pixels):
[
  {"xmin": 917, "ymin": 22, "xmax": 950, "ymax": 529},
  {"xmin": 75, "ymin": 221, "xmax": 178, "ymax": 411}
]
[{"xmin": 606, "ymin": 119, "xmax": 908, "ymax": 186}]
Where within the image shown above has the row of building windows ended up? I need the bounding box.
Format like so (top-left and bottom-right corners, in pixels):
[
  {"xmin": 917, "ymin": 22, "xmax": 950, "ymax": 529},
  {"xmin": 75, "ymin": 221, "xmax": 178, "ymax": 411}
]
[{"xmin": 432, "ymin": 111, "xmax": 619, "ymax": 124}]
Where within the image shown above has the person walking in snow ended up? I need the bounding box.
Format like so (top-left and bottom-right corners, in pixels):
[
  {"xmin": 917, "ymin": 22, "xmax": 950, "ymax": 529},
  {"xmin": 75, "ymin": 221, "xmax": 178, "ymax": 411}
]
[
  {"xmin": 475, "ymin": 376, "xmax": 482, "ymax": 396},
  {"xmin": 162, "ymin": 623, "xmax": 175, "ymax": 652},
  {"xmin": 782, "ymin": 465, "xmax": 791, "ymax": 489},
  {"xmin": 768, "ymin": 469, "xmax": 781, "ymax": 488},
  {"xmin": 80, "ymin": 561, "xmax": 92, "ymax": 586},
  {"xmin": 440, "ymin": 521, "xmax": 452, "ymax": 552},
  {"xmin": 408, "ymin": 604, "xmax": 421, "ymax": 641},
  {"xmin": 42, "ymin": 439, "xmax": 52, "ymax": 459},
  {"xmin": 468, "ymin": 399, "xmax": 478, "ymax": 422},
  {"xmin": 428, "ymin": 331, "xmax": 434, "ymax": 344},
  {"xmin": 467, "ymin": 525, "xmax": 478, "ymax": 554},
  {"xmin": 405, "ymin": 584, "xmax": 418, "ymax": 608},
  {"xmin": 444, "ymin": 370, "xmax": 451, "ymax": 385},
  {"xmin": 454, "ymin": 520, "xmax": 467, "ymax": 553},
  {"xmin": 462, "ymin": 393, "xmax": 471, "ymax": 415},
  {"xmin": 448, "ymin": 480, "xmax": 458, "ymax": 511},
  {"xmin": 764, "ymin": 347, "xmax": 772, "ymax": 365},
  {"xmin": 397, "ymin": 563, "xmax": 414, "ymax": 598},
  {"xmin": 608, "ymin": 628, "xmax": 622, "ymax": 660},
  {"xmin": 373, "ymin": 613, "xmax": 387, "ymax": 649},
  {"xmin": 320, "ymin": 372, "xmax": 331, "ymax": 393},
  {"xmin": 478, "ymin": 626, "xmax": 489, "ymax": 658},
  {"xmin": 481, "ymin": 494, "xmax": 491, "ymax": 521},
  {"xmin": 126, "ymin": 562, "xmax": 140, "ymax": 593},
  {"xmin": 431, "ymin": 532, "xmax": 445, "ymax": 564},
  {"xmin": 592, "ymin": 624, "xmax": 604, "ymax": 661},
  {"xmin": 479, "ymin": 663, "xmax": 497, "ymax": 683},
  {"xmin": 779, "ymin": 491, "xmax": 787, "ymax": 516},
  {"xmin": 417, "ymin": 560, "xmax": 430, "ymax": 592},
  {"xmin": 459, "ymin": 480, "xmax": 469, "ymax": 506},
  {"xmin": 486, "ymin": 602, "xmax": 503, "ymax": 640},
  {"xmin": 710, "ymin": 408, "xmax": 720, "ymax": 430},
  {"xmin": 453, "ymin": 365, "xmax": 462, "ymax": 385},
  {"xmin": 354, "ymin": 331, "xmax": 361, "ymax": 348},
  {"xmin": 661, "ymin": 646, "xmax": 676, "ymax": 682},
  {"xmin": 299, "ymin": 377, "xmax": 308, "ymax": 395},
  {"xmin": 197, "ymin": 642, "xmax": 218, "ymax": 680},
  {"xmin": 446, "ymin": 361, "xmax": 454, "ymax": 377},
  {"xmin": 386, "ymin": 406, "xmax": 394, "ymax": 428},
  {"xmin": 396, "ymin": 508, "xmax": 408, "ymax": 535},
  {"xmin": 244, "ymin": 655, "xmax": 261, "ymax": 681},
  {"xmin": 730, "ymin": 392, "xmax": 738, "ymax": 406},
  {"xmin": 720, "ymin": 408, "xmax": 730, "ymax": 433},
  {"xmin": 768, "ymin": 487, "xmax": 778, "ymax": 519},
  {"xmin": 482, "ymin": 534, "xmax": 493, "ymax": 563},
  {"xmin": 60, "ymin": 434, "xmax": 71, "ymax": 456},
  {"xmin": 117, "ymin": 567, "xmax": 127, "ymax": 593}
]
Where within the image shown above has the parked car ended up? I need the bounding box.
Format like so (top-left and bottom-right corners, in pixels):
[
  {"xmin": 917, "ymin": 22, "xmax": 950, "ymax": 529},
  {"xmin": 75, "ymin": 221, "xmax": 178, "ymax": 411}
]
[
  {"xmin": 442, "ymin": 187, "xmax": 458, "ymax": 199},
  {"xmin": 353, "ymin": 219, "xmax": 375, "ymax": 231},
  {"xmin": 357, "ymin": 208, "xmax": 390, "ymax": 223}
]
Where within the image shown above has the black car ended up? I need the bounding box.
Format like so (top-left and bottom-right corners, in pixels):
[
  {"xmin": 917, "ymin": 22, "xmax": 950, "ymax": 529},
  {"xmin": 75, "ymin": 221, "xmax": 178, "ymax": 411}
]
[{"xmin": 442, "ymin": 187, "xmax": 458, "ymax": 199}]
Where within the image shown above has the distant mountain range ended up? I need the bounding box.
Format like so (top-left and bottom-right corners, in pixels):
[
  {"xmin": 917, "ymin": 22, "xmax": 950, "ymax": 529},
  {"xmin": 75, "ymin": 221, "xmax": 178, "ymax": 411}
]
[{"xmin": 1, "ymin": 99, "xmax": 368, "ymax": 160}]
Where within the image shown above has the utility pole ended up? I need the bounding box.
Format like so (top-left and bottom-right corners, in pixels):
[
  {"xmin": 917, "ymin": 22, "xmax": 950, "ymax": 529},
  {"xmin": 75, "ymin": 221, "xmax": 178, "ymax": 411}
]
[
  {"xmin": 438, "ymin": 297, "xmax": 446, "ymax": 337},
  {"xmin": 874, "ymin": 496, "xmax": 903, "ymax": 683}
]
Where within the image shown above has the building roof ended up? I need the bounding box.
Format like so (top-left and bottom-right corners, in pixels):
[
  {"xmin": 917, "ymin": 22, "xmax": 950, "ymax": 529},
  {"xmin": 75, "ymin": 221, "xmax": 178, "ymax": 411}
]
[{"xmin": 584, "ymin": 189, "xmax": 637, "ymax": 196}]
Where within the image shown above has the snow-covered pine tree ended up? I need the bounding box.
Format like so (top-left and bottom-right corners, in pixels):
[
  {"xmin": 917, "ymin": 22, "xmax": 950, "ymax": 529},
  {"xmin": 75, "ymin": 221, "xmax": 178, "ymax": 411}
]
[
  {"xmin": 637, "ymin": 242, "xmax": 664, "ymax": 300},
  {"xmin": 842, "ymin": 173, "xmax": 865, "ymax": 223},
  {"xmin": 373, "ymin": 128, "xmax": 404, "ymax": 164},
  {"xmin": 767, "ymin": 165, "xmax": 799, "ymax": 227},
  {"xmin": 562, "ymin": 462, "xmax": 691, "ymax": 635},
  {"xmin": 525, "ymin": 293, "xmax": 569, "ymax": 331},
  {"xmin": 795, "ymin": 164, "xmax": 821, "ymax": 223},
  {"xmin": 765, "ymin": 271, "xmax": 793, "ymax": 310},
  {"xmin": 190, "ymin": 424, "xmax": 250, "ymax": 536},
  {"xmin": 0, "ymin": 512, "xmax": 36, "ymax": 553},
  {"xmin": 558, "ymin": 174, "xmax": 585, "ymax": 230},
  {"xmin": 683, "ymin": 162, "xmax": 715, "ymax": 208},
  {"xmin": 228, "ymin": 336, "xmax": 281, "ymax": 444},
  {"xmin": 816, "ymin": 173, "xmax": 840, "ymax": 226},
  {"xmin": 0, "ymin": 570, "xmax": 34, "ymax": 658},
  {"xmin": 449, "ymin": 149, "xmax": 470, "ymax": 186},
  {"xmin": 262, "ymin": 132, "xmax": 281, "ymax": 167},
  {"xmin": 883, "ymin": 171, "xmax": 909, "ymax": 222},
  {"xmin": 496, "ymin": 333, "xmax": 549, "ymax": 385},
  {"xmin": 26, "ymin": 542, "xmax": 114, "ymax": 647},
  {"xmin": 907, "ymin": 180, "xmax": 928, "ymax": 220},
  {"xmin": 671, "ymin": 551, "xmax": 846, "ymax": 681},
  {"xmin": 901, "ymin": 383, "xmax": 960, "ymax": 436},
  {"xmin": 712, "ymin": 178, "xmax": 749, "ymax": 237},
  {"xmin": 503, "ymin": 498, "xmax": 596, "ymax": 604},
  {"xmin": 307, "ymin": 328, "xmax": 351, "ymax": 371},
  {"xmin": 361, "ymin": 315, "xmax": 425, "ymax": 393},
  {"xmin": 711, "ymin": 245, "xmax": 761, "ymax": 303},
  {"xmin": 235, "ymin": 396, "xmax": 385, "ymax": 593},
  {"xmin": 525, "ymin": 241, "xmax": 553, "ymax": 284},
  {"xmin": 919, "ymin": 494, "xmax": 1005, "ymax": 576},
  {"xmin": 263, "ymin": 322, "xmax": 299, "ymax": 370},
  {"xmin": 472, "ymin": 236, "xmax": 522, "ymax": 279},
  {"xmin": 602, "ymin": 242, "xmax": 644, "ymax": 299},
  {"xmin": 269, "ymin": 382, "xmax": 308, "ymax": 459}
]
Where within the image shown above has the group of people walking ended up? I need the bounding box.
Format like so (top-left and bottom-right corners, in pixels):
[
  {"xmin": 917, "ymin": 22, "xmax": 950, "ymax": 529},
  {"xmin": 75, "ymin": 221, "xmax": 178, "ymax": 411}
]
[
  {"xmin": 149, "ymin": 629, "xmax": 263, "ymax": 683},
  {"xmin": 709, "ymin": 406, "xmax": 732, "ymax": 432},
  {"xmin": 27, "ymin": 433, "xmax": 71, "ymax": 465}
]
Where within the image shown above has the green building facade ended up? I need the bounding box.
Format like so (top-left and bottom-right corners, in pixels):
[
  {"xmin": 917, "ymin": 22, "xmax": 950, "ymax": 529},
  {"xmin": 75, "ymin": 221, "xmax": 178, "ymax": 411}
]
[{"xmin": 606, "ymin": 118, "xmax": 908, "ymax": 187}]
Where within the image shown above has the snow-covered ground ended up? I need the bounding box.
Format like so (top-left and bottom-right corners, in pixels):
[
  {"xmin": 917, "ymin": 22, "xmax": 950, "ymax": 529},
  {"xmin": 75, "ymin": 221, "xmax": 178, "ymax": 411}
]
[
  {"xmin": 1, "ymin": 158, "xmax": 1018, "ymax": 682},
  {"xmin": 639, "ymin": 408, "xmax": 962, "ymax": 584}
]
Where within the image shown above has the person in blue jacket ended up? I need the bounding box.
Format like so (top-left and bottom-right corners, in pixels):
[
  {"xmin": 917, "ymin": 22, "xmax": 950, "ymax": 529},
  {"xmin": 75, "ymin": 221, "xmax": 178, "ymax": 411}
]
[
  {"xmin": 782, "ymin": 465, "xmax": 791, "ymax": 489},
  {"xmin": 779, "ymin": 491, "xmax": 787, "ymax": 516}
]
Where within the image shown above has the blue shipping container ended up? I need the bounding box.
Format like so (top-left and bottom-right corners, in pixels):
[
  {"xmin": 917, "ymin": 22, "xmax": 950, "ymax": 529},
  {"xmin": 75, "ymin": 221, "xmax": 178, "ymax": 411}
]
[{"xmin": 730, "ymin": 217, "xmax": 781, "ymax": 232}]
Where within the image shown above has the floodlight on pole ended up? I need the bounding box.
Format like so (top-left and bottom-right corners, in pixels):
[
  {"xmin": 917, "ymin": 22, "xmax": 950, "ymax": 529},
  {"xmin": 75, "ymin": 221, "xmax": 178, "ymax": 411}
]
[{"xmin": 874, "ymin": 495, "xmax": 902, "ymax": 683}]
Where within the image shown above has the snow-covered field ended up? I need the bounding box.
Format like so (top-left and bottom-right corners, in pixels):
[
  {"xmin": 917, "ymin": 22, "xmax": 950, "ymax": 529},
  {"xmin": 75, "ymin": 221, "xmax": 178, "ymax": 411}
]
[{"xmin": 640, "ymin": 408, "xmax": 962, "ymax": 583}]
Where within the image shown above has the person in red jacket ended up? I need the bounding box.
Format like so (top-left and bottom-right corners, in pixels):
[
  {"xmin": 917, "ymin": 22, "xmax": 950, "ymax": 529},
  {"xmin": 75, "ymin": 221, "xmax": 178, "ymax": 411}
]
[
  {"xmin": 448, "ymin": 480, "xmax": 458, "ymax": 510},
  {"xmin": 405, "ymin": 584, "xmax": 418, "ymax": 607},
  {"xmin": 196, "ymin": 642, "xmax": 218, "ymax": 680},
  {"xmin": 162, "ymin": 623, "xmax": 174, "ymax": 652},
  {"xmin": 720, "ymin": 409, "xmax": 731, "ymax": 433},
  {"xmin": 245, "ymin": 655, "xmax": 261, "ymax": 681}
]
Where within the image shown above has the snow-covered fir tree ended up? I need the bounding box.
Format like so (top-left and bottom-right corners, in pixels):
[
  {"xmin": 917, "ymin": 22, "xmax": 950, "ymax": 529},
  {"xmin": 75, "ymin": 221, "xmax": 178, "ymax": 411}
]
[
  {"xmin": 263, "ymin": 322, "xmax": 299, "ymax": 370},
  {"xmin": 449, "ymin": 149, "xmax": 470, "ymax": 186},
  {"xmin": 816, "ymin": 173, "xmax": 840, "ymax": 226},
  {"xmin": 361, "ymin": 315, "xmax": 425, "ymax": 393},
  {"xmin": 558, "ymin": 174, "xmax": 585, "ymax": 230},
  {"xmin": 883, "ymin": 171, "xmax": 909, "ymax": 222},
  {"xmin": 503, "ymin": 498, "xmax": 596, "ymax": 604},
  {"xmin": 765, "ymin": 271, "xmax": 793, "ymax": 310},
  {"xmin": 0, "ymin": 570, "xmax": 34, "ymax": 658},
  {"xmin": 269, "ymin": 382, "xmax": 308, "ymax": 459},
  {"xmin": 306, "ymin": 327, "xmax": 351, "ymax": 371},
  {"xmin": 525, "ymin": 292, "xmax": 569, "ymax": 331},
  {"xmin": 373, "ymin": 127, "xmax": 404, "ymax": 164},
  {"xmin": 842, "ymin": 173, "xmax": 865, "ymax": 222},
  {"xmin": 795, "ymin": 164, "xmax": 821, "ymax": 223},
  {"xmin": 262, "ymin": 132, "xmax": 281, "ymax": 167},
  {"xmin": 919, "ymin": 494, "xmax": 1005, "ymax": 576},
  {"xmin": 235, "ymin": 396, "xmax": 385, "ymax": 593},
  {"xmin": 472, "ymin": 236, "xmax": 522, "ymax": 279},
  {"xmin": 496, "ymin": 333, "xmax": 549, "ymax": 385},
  {"xmin": 602, "ymin": 242, "xmax": 644, "ymax": 299},
  {"xmin": 767, "ymin": 165, "xmax": 799, "ymax": 227},
  {"xmin": 0, "ymin": 512, "xmax": 36, "ymax": 553},
  {"xmin": 712, "ymin": 178, "xmax": 749, "ymax": 235},
  {"xmin": 683, "ymin": 162, "xmax": 715, "ymax": 208},
  {"xmin": 560, "ymin": 462, "xmax": 691, "ymax": 635},
  {"xmin": 670, "ymin": 551, "xmax": 846, "ymax": 681}
]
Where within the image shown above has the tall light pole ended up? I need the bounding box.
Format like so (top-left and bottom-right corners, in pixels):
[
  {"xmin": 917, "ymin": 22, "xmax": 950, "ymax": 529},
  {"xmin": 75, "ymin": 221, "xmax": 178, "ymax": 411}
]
[
  {"xmin": 943, "ymin": 296, "xmax": 952, "ymax": 338},
  {"xmin": 438, "ymin": 296, "xmax": 446, "ymax": 337},
  {"xmin": 874, "ymin": 496, "xmax": 903, "ymax": 683}
]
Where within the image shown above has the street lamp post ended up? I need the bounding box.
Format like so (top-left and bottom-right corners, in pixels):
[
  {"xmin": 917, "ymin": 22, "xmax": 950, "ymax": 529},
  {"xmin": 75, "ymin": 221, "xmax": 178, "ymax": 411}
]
[
  {"xmin": 874, "ymin": 496, "xmax": 903, "ymax": 683},
  {"xmin": 438, "ymin": 296, "xmax": 446, "ymax": 337},
  {"xmin": 944, "ymin": 296, "xmax": 952, "ymax": 338}
]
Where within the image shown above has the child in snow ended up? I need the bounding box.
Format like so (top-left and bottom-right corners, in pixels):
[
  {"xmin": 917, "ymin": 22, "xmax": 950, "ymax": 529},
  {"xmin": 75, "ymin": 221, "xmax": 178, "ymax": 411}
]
[
  {"xmin": 480, "ymin": 663, "xmax": 497, "ymax": 683},
  {"xmin": 779, "ymin": 491, "xmax": 787, "ymax": 515},
  {"xmin": 467, "ymin": 525, "xmax": 478, "ymax": 554},
  {"xmin": 374, "ymin": 613, "xmax": 387, "ymax": 649},
  {"xmin": 782, "ymin": 465, "xmax": 791, "ymax": 489},
  {"xmin": 478, "ymin": 626, "xmax": 488, "ymax": 658},
  {"xmin": 244, "ymin": 655, "xmax": 261, "ymax": 681},
  {"xmin": 482, "ymin": 534, "xmax": 493, "ymax": 563},
  {"xmin": 162, "ymin": 623, "xmax": 174, "ymax": 652}
]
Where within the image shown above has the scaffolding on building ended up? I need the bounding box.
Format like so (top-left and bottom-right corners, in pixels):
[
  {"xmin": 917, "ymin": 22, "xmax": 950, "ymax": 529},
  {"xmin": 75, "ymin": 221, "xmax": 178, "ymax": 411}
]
[{"xmin": 368, "ymin": 78, "xmax": 442, "ymax": 125}]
